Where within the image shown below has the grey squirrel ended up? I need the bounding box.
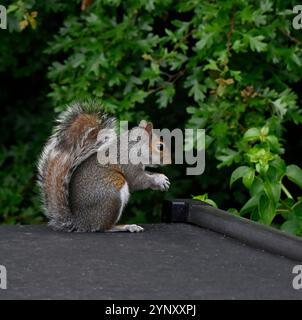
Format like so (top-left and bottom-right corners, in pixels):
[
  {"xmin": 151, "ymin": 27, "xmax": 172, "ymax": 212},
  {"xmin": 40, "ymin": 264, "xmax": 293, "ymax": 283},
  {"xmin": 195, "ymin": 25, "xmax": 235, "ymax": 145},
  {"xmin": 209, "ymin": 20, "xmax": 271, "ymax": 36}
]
[{"xmin": 37, "ymin": 101, "xmax": 171, "ymax": 232}]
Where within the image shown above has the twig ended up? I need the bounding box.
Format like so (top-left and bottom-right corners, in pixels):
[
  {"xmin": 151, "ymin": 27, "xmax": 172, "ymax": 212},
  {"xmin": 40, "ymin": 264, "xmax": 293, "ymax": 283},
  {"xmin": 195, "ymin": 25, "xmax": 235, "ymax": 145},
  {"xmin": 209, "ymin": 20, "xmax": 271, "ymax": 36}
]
[
  {"xmin": 279, "ymin": 28, "xmax": 302, "ymax": 46},
  {"xmin": 226, "ymin": 10, "xmax": 235, "ymax": 55}
]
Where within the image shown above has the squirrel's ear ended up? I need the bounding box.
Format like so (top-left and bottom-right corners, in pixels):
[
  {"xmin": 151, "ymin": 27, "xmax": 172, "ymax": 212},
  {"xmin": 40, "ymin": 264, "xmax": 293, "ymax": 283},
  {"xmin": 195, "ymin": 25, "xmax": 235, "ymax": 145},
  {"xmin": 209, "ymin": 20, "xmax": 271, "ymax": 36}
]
[
  {"xmin": 139, "ymin": 120, "xmax": 153, "ymax": 135},
  {"xmin": 139, "ymin": 120, "xmax": 147, "ymax": 128},
  {"xmin": 145, "ymin": 122, "xmax": 153, "ymax": 135}
]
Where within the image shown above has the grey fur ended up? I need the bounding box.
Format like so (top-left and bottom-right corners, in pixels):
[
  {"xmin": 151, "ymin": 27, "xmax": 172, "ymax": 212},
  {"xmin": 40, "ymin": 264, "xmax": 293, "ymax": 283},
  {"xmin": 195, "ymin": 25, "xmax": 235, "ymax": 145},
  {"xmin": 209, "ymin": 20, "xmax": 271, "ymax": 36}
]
[{"xmin": 38, "ymin": 101, "xmax": 170, "ymax": 232}]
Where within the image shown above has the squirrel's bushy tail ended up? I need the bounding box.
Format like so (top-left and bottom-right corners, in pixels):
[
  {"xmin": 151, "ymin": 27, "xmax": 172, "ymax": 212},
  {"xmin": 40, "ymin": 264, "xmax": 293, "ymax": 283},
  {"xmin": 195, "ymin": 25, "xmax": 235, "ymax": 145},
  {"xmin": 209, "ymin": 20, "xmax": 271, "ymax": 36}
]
[{"xmin": 37, "ymin": 101, "xmax": 115, "ymax": 231}]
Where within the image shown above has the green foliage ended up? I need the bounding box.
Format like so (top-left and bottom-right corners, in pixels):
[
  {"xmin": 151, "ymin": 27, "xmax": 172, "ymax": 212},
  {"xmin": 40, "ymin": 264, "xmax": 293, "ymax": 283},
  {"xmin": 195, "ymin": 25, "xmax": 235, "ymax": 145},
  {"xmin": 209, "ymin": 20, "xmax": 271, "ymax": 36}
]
[
  {"xmin": 0, "ymin": 0, "xmax": 79, "ymax": 224},
  {"xmin": 0, "ymin": 145, "xmax": 44, "ymax": 224},
  {"xmin": 1, "ymin": 0, "xmax": 302, "ymax": 236},
  {"xmin": 193, "ymin": 194, "xmax": 218, "ymax": 208},
  {"xmin": 0, "ymin": 99, "xmax": 54, "ymax": 224},
  {"xmin": 228, "ymin": 125, "xmax": 302, "ymax": 233}
]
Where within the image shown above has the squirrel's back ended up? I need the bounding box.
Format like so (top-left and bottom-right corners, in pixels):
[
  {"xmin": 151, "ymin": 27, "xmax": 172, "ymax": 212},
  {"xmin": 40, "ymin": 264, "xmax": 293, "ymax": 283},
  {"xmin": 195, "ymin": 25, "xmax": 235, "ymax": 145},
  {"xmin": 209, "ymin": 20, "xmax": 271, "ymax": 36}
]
[{"xmin": 37, "ymin": 101, "xmax": 115, "ymax": 231}]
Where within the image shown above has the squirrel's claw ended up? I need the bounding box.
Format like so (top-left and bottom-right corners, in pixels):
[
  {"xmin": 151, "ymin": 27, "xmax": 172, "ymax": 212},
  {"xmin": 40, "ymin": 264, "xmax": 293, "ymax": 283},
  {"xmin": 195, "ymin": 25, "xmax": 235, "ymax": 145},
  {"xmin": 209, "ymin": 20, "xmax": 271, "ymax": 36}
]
[{"xmin": 152, "ymin": 174, "xmax": 170, "ymax": 192}]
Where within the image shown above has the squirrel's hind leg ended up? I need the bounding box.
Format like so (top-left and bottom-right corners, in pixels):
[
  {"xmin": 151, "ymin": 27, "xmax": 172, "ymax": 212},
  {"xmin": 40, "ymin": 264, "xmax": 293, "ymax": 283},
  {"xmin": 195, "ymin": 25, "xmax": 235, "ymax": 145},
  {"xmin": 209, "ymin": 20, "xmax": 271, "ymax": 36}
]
[{"xmin": 105, "ymin": 182, "xmax": 144, "ymax": 233}]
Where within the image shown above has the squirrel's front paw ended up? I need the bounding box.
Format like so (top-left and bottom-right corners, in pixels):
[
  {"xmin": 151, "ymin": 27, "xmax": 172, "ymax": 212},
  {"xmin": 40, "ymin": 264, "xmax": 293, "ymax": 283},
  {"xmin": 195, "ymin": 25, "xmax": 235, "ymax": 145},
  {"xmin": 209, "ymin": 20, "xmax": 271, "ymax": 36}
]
[{"xmin": 151, "ymin": 174, "xmax": 170, "ymax": 191}]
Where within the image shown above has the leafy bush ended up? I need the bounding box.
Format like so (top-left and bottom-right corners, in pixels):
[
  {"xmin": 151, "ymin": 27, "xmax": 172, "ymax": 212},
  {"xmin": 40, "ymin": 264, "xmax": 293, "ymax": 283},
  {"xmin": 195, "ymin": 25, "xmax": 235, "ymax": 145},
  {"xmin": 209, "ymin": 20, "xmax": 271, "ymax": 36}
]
[
  {"xmin": 0, "ymin": 0, "xmax": 79, "ymax": 224},
  {"xmin": 229, "ymin": 126, "xmax": 302, "ymax": 235},
  {"xmin": 45, "ymin": 0, "xmax": 302, "ymax": 234},
  {"xmin": 2, "ymin": 0, "xmax": 302, "ymax": 235}
]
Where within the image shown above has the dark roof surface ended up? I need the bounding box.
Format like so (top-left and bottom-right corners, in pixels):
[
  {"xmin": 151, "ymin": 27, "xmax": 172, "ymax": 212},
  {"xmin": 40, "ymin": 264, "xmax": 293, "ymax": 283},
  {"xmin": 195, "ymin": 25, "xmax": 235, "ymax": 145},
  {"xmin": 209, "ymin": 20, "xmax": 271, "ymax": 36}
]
[{"xmin": 0, "ymin": 223, "xmax": 301, "ymax": 300}]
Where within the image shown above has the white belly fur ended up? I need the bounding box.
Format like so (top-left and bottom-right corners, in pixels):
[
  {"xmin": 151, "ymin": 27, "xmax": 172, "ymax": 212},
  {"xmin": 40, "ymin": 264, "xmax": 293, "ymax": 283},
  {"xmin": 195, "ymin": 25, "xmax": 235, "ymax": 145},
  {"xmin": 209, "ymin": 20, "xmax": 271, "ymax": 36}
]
[{"xmin": 115, "ymin": 182, "xmax": 130, "ymax": 224}]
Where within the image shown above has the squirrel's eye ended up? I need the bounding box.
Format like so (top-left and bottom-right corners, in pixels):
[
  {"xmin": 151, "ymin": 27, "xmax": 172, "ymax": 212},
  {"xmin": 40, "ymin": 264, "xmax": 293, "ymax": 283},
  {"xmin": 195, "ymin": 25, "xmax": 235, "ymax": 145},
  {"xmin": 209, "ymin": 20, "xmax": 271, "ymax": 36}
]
[{"xmin": 157, "ymin": 143, "xmax": 164, "ymax": 151}]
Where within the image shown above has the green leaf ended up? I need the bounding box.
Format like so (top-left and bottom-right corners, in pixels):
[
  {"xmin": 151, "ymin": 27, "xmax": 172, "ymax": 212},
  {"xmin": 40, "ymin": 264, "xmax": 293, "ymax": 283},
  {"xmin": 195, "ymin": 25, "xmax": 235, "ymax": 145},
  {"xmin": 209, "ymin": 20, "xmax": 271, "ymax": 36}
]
[
  {"xmin": 240, "ymin": 195, "xmax": 260, "ymax": 215},
  {"xmin": 281, "ymin": 219, "xmax": 301, "ymax": 236},
  {"xmin": 131, "ymin": 90, "xmax": 148, "ymax": 104},
  {"xmin": 193, "ymin": 194, "xmax": 217, "ymax": 208},
  {"xmin": 270, "ymin": 157, "xmax": 286, "ymax": 174},
  {"xmin": 202, "ymin": 198, "xmax": 218, "ymax": 208},
  {"xmin": 240, "ymin": 5, "xmax": 253, "ymax": 23},
  {"xmin": 229, "ymin": 70, "xmax": 242, "ymax": 82},
  {"xmin": 272, "ymin": 98, "xmax": 287, "ymax": 119},
  {"xmin": 186, "ymin": 106, "xmax": 196, "ymax": 114},
  {"xmin": 266, "ymin": 135, "xmax": 284, "ymax": 153},
  {"xmin": 250, "ymin": 176, "xmax": 264, "ymax": 196},
  {"xmin": 232, "ymin": 40, "xmax": 246, "ymax": 53},
  {"xmin": 267, "ymin": 161, "xmax": 285, "ymax": 182},
  {"xmin": 203, "ymin": 59, "xmax": 220, "ymax": 71},
  {"xmin": 258, "ymin": 194, "xmax": 276, "ymax": 225},
  {"xmin": 260, "ymin": 0, "xmax": 273, "ymax": 13},
  {"xmin": 193, "ymin": 194, "xmax": 208, "ymax": 201},
  {"xmin": 195, "ymin": 32, "xmax": 214, "ymax": 51},
  {"xmin": 242, "ymin": 168, "xmax": 255, "ymax": 189},
  {"xmin": 280, "ymin": 202, "xmax": 302, "ymax": 236},
  {"xmin": 250, "ymin": 208, "xmax": 260, "ymax": 221},
  {"xmin": 156, "ymin": 84, "xmax": 175, "ymax": 108},
  {"xmin": 230, "ymin": 166, "xmax": 251, "ymax": 187},
  {"xmin": 7, "ymin": 4, "xmax": 18, "ymax": 14},
  {"xmin": 243, "ymin": 128, "xmax": 260, "ymax": 141},
  {"xmin": 188, "ymin": 80, "xmax": 206, "ymax": 103},
  {"xmin": 145, "ymin": 0, "xmax": 155, "ymax": 12},
  {"xmin": 228, "ymin": 208, "xmax": 240, "ymax": 216},
  {"xmin": 216, "ymin": 148, "xmax": 238, "ymax": 167},
  {"xmin": 279, "ymin": 198, "xmax": 295, "ymax": 220},
  {"xmin": 165, "ymin": 29, "xmax": 177, "ymax": 42},
  {"xmin": 263, "ymin": 180, "xmax": 281, "ymax": 204},
  {"xmin": 248, "ymin": 35, "xmax": 267, "ymax": 52},
  {"xmin": 286, "ymin": 165, "xmax": 302, "ymax": 190},
  {"xmin": 70, "ymin": 53, "xmax": 85, "ymax": 68},
  {"xmin": 293, "ymin": 202, "xmax": 302, "ymax": 217},
  {"xmin": 291, "ymin": 53, "xmax": 301, "ymax": 67}
]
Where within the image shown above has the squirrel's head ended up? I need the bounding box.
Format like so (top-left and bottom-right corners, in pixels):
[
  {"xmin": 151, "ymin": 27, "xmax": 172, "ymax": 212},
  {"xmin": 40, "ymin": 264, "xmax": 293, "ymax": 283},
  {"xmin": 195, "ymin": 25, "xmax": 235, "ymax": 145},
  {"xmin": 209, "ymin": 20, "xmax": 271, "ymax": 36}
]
[{"xmin": 138, "ymin": 120, "xmax": 172, "ymax": 167}]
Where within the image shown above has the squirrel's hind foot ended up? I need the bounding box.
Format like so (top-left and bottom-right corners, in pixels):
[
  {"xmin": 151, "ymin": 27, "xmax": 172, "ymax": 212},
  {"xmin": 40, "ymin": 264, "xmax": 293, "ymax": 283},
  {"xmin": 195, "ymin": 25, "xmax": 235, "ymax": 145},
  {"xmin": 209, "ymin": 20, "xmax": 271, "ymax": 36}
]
[{"xmin": 106, "ymin": 224, "xmax": 144, "ymax": 233}]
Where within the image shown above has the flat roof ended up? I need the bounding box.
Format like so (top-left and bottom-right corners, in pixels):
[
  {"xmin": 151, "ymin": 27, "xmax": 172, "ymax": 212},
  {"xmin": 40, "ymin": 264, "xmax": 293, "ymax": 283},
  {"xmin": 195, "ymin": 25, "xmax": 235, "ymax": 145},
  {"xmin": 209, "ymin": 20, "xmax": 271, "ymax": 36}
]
[{"xmin": 0, "ymin": 223, "xmax": 301, "ymax": 299}]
